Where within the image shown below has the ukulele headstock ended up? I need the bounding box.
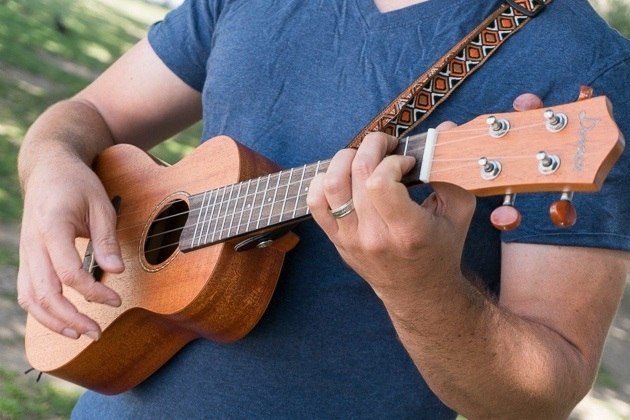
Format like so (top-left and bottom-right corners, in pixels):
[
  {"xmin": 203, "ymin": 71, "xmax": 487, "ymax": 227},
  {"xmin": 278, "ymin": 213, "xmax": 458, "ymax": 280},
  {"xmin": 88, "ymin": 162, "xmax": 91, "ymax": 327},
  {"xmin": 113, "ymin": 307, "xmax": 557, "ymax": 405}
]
[{"xmin": 424, "ymin": 96, "xmax": 624, "ymax": 229}]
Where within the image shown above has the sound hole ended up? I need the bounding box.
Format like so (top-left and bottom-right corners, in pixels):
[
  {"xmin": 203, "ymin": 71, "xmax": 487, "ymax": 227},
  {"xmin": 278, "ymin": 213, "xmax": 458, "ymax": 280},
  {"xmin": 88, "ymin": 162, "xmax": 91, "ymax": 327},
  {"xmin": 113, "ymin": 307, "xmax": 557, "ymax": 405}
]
[{"xmin": 144, "ymin": 199, "xmax": 189, "ymax": 265}]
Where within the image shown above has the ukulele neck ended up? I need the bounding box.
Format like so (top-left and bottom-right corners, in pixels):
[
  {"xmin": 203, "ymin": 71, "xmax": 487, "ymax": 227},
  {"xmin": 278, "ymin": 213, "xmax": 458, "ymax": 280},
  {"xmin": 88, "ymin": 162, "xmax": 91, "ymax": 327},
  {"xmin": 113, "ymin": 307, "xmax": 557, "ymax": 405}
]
[{"xmin": 179, "ymin": 133, "xmax": 429, "ymax": 251}]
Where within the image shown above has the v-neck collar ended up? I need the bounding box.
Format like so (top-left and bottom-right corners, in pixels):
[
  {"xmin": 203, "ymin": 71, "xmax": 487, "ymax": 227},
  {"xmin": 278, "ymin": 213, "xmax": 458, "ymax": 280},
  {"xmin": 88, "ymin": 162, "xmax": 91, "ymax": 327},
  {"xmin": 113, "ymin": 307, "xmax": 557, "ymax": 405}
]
[{"xmin": 354, "ymin": 0, "xmax": 477, "ymax": 31}]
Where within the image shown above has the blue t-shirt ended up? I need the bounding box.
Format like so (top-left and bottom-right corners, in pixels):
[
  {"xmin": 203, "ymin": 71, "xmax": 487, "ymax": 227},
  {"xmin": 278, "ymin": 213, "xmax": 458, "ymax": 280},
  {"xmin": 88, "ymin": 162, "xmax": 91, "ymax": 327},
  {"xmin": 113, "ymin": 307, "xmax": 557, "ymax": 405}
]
[{"xmin": 73, "ymin": 0, "xmax": 630, "ymax": 418}]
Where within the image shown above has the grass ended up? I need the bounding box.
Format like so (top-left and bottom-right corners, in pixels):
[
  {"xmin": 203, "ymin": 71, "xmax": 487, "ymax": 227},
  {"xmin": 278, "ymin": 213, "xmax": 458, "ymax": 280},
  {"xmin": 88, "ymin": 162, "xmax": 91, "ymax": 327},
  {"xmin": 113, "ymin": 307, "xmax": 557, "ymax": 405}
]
[
  {"xmin": 0, "ymin": 0, "xmax": 196, "ymax": 417},
  {"xmin": 0, "ymin": 0, "xmax": 627, "ymax": 418},
  {"xmin": 0, "ymin": 0, "xmax": 199, "ymax": 223},
  {"xmin": 0, "ymin": 368, "xmax": 81, "ymax": 420},
  {"xmin": 0, "ymin": 246, "xmax": 18, "ymax": 267},
  {"xmin": 591, "ymin": 0, "xmax": 630, "ymax": 37}
]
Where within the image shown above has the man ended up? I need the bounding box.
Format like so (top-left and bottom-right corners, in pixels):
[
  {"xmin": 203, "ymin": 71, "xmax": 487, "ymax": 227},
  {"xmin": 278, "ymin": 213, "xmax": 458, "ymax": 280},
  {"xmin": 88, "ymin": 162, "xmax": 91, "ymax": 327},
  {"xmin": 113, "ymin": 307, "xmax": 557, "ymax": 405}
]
[{"xmin": 17, "ymin": 0, "xmax": 630, "ymax": 418}]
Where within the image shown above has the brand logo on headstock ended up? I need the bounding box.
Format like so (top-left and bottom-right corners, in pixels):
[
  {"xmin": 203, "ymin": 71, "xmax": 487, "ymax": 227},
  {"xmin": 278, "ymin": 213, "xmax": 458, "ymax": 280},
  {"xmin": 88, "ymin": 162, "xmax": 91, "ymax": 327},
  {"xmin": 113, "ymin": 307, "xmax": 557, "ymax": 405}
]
[{"xmin": 575, "ymin": 111, "xmax": 600, "ymax": 172}]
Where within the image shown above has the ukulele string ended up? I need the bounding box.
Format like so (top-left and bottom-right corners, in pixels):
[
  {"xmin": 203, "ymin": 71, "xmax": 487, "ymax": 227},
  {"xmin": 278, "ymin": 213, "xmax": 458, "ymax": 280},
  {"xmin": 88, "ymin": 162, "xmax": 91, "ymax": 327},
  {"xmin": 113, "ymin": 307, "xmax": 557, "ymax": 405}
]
[
  {"xmin": 108, "ymin": 120, "xmax": 545, "ymax": 235},
  {"xmin": 107, "ymin": 160, "xmax": 330, "ymax": 240},
  {"xmin": 88, "ymin": 190, "xmax": 315, "ymax": 268},
  {"xmin": 91, "ymin": 120, "xmax": 553, "ymax": 259},
  {"xmin": 88, "ymin": 199, "xmax": 314, "ymax": 271}
]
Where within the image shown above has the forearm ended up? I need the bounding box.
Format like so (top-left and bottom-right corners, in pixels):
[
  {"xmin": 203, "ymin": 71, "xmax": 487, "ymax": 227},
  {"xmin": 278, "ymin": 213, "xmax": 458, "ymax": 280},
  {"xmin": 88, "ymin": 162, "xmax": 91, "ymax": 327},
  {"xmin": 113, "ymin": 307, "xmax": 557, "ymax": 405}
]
[
  {"xmin": 18, "ymin": 98, "xmax": 116, "ymax": 190},
  {"xmin": 380, "ymin": 271, "xmax": 591, "ymax": 419}
]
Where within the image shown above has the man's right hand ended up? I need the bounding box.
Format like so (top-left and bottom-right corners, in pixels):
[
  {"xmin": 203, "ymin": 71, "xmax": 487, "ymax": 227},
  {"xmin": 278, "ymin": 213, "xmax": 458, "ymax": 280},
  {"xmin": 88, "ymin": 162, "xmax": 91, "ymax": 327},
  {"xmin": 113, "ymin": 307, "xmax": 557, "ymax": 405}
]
[
  {"xmin": 17, "ymin": 156, "xmax": 123, "ymax": 341},
  {"xmin": 16, "ymin": 37, "xmax": 202, "ymax": 340}
]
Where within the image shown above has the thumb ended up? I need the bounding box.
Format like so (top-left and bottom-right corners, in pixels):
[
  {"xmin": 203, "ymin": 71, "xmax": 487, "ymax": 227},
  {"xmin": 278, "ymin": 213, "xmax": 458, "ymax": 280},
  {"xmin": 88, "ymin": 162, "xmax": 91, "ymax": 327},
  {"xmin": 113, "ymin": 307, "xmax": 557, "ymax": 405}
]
[
  {"xmin": 425, "ymin": 182, "xmax": 476, "ymax": 229},
  {"xmin": 89, "ymin": 199, "xmax": 124, "ymax": 273}
]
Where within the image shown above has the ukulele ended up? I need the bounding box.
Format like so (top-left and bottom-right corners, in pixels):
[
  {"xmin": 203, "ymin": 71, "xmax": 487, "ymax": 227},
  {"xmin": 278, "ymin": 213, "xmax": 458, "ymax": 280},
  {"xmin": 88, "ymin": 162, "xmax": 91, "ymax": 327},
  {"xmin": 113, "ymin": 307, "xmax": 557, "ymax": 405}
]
[{"xmin": 24, "ymin": 96, "xmax": 624, "ymax": 394}]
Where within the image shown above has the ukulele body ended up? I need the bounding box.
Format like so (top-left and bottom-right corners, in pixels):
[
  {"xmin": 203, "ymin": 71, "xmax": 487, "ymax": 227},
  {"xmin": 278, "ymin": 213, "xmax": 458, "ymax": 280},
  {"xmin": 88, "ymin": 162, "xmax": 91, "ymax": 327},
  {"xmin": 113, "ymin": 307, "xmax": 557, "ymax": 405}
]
[{"xmin": 25, "ymin": 136, "xmax": 299, "ymax": 395}]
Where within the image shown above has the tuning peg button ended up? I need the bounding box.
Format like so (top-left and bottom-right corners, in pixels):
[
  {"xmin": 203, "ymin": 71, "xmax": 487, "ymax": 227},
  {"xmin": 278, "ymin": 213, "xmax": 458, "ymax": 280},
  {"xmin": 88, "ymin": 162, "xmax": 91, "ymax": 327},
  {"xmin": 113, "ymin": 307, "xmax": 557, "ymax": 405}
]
[
  {"xmin": 490, "ymin": 194, "xmax": 521, "ymax": 231},
  {"xmin": 549, "ymin": 192, "xmax": 577, "ymax": 228}
]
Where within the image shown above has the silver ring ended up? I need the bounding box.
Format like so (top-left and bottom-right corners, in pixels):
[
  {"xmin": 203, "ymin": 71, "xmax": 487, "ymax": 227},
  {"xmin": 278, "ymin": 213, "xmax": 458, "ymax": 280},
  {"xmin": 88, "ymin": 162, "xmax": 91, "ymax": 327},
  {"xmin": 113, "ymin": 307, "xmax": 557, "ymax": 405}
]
[{"xmin": 330, "ymin": 199, "xmax": 355, "ymax": 219}]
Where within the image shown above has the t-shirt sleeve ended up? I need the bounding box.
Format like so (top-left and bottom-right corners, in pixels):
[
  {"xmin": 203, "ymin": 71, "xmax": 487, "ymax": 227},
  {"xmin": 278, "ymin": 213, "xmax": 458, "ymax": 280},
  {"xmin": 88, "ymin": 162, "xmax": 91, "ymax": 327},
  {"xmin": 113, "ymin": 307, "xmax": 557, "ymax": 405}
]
[
  {"xmin": 501, "ymin": 57, "xmax": 630, "ymax": 252},
  {"xmin": 147, "ymin": 0, "xmax": 219, "ymax": 92}
]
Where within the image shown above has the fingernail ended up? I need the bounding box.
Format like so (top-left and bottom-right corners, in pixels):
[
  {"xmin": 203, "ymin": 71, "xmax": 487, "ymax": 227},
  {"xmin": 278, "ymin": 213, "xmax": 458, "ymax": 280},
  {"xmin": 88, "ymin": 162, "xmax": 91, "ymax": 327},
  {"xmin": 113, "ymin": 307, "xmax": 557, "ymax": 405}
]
[
  {"xmin": 62, "ymin": 328, "xmax": 79, "ymax": 339},
  {"xmin": 85, "ymin": 330, "xmax": 101, "ymax": 341},
  {"xmin": 105, "ymin": 255, "xmax": 124, "ymax": 269},
  {"xmin": 105, "ymin": 297, "xmax": 122, "ymax": 307}
]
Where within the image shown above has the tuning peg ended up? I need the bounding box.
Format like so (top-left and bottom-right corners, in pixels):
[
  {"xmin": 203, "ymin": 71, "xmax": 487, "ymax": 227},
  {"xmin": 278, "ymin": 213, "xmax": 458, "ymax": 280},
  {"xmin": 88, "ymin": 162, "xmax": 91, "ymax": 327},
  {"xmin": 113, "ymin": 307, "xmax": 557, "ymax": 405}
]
[
  {"xmin": 486, "ymin": 116, "xmax": 510, "ymax": 138},
  {"xmin": 490, "ymin": 194, "xmax": 521, "ymax": 231},
  {"xmin": 544, "ymin": 109, "xmax": 568, "ymax": 132},
  {"xmin": 549, "ymin": 192, "xmax": 577, "ymax": 228}
]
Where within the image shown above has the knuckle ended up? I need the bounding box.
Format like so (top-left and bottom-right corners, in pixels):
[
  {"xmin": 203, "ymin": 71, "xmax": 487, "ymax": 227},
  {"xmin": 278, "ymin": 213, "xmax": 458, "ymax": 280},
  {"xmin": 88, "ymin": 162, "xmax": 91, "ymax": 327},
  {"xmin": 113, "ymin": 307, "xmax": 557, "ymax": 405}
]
[
  {"xmin": 323, "ymin": 174, "xmax": 348, "ymax": 196},
  {"xmin": 17, "ymin": 271, "xmax": 36, "ymax": 311},
  {"xmin": 17, "ymin": 292, "xmax": 34, "ymax": 311},
  {"xmin": 38, "ymin": 223, "xmax": 58, "ymax": 241},
  {"xmin": 393, "ymin": 229, "xmax": 430, "ymax": 257},
  {"xmin": 82, "ymin": 281, "xmax": 102, "ymax": 303},
  {"xmin": 57, "ymin": 266, "xmax": 84, "ymax": 288},
  {"xmin": 395, "ymin": 234, "xmax": 421, "ymax": 253},
  {"xmin": 36, "ymin": 292, "xmax": 54, "ymax": 311},
  {"xmin": 361, "ymin": 234, "xmax": 388, "ymax": 255},
  {"xmin": 91, "ymin": 234, "xmax": 118, "ymax": 253},
  {"xmin": 351, "ymin": 156, "xmax": 372, "ymax": 179},
  {"xmin": 93, "ymin": 199, "xmax": 117, "ymax": 222},
  {"xmin": 365, "ymin": 173, "xmax": 388, "ymax": 194}
]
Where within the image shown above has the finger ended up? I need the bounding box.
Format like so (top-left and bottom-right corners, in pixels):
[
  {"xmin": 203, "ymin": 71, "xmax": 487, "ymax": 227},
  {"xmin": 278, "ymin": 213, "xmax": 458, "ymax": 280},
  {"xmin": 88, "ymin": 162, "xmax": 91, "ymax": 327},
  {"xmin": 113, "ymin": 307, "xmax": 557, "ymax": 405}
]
[
  {"xmin": 89, "ymin": 198, "xmax": 124, "ymax": 274},
  {"xmin": 435, "ymin": 121, "xmax": 457, "ymax": 131},
  {"xmin": 44, "ymin": 222, "xmax": 121, "ymax": 307},
  {"xmin": 19, "ymin": 241, "xmax": 102, "ymax": 340},
  {"xmin": 307, "ymin": 173, "xmax": 340, "ymax": 234},
  {"xmin": 322, "ymin": 148, "xmax": 356, "ymax": 210},
  {"xmin": 351, "ymin": 132, "xmax": 398, "ymax": 213},
  {"xmin": 365, "ymin": 154, "xmax": 418, "ymax": 223},
  {"xmin": 513, "ymin": 93, "xmax": 543, "ymax": 112},
  {"xmin": 352, "ymin": 132, "xmax": 398, "ymax": 182},
  {"xmin": 425, "ymin": 182, "xmax": 476, "ymax": 229}
]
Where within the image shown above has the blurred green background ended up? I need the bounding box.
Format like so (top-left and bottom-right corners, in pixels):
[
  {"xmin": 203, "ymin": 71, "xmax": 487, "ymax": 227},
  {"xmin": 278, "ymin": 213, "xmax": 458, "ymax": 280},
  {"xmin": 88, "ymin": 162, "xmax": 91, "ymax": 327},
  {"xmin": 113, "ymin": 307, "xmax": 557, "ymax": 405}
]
[
  {"xmin": 0, "ymin": 0, "xmax": 628, "ymax": 418},
  {"xmin": 0, "ymin": 0, "xmax": 199, "ymax": 226}
]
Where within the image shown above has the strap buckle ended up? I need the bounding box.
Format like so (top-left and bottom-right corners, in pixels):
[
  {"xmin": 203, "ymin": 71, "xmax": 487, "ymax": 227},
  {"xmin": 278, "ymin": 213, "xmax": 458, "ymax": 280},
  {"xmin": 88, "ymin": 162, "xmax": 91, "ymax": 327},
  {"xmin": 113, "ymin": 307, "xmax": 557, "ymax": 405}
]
[{"xmin": 505, "ymin": 0, "xmax": 550, "ymax": 17}]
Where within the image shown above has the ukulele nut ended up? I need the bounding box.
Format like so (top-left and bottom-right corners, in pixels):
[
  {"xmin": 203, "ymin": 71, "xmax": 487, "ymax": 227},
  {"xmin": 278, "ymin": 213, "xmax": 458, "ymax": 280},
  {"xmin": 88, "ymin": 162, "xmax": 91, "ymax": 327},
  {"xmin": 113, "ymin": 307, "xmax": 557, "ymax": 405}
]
[
  {"xmin": 486, "ymin": 116, "xmax": 510, "ymax": 138},
  {"xmin": 478, "ymin": 157, "xmax": 502, "ymax": 180}
]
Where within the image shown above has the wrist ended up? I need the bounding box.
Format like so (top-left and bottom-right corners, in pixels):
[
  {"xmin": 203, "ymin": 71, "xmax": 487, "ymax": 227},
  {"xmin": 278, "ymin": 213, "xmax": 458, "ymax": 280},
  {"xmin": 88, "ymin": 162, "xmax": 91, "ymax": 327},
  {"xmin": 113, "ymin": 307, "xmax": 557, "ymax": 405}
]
[{"xmin": 18, "ymin": 100, "xmax": 114, "ymax": 192}]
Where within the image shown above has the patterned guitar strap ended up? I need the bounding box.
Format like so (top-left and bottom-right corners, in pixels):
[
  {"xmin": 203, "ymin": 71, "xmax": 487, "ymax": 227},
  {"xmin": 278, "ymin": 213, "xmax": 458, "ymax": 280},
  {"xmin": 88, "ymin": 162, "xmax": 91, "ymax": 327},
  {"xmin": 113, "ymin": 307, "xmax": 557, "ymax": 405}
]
[{"xmin": 347, "ymin": 0, "xmax": 552, "ymax": 148}]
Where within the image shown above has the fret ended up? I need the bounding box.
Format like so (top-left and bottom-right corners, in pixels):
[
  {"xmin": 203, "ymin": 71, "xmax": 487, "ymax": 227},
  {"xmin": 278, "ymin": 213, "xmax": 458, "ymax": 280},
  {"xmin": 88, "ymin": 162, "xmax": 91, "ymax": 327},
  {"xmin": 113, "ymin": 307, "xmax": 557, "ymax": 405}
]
[
  {"xmin": 255, "ymin": 174, "xmax": 272, "ymax": 230},
  {"xmin": 279, "ymin": 170, "xmax": 291, "ymax": 224},
  {"xmin": 202, "ymin": 186, "xmax": 223, "ymax": 245},
  {"xmin": 302, "ymin": 160, "xmax": 326, "ymax": 216},
  {"xmin": 216, "ymin": 183, "xmax": 235, "ymax": 243},
  {"xmin": 209, "ymin": 186, "xmax": 225, "ymax": 243},
  {"xmin": 180, "ymin": 131, "xmax": 428, "ymax": 251},
  {"xmin": 301, "ymin": 162, "xmax": 317, "ymax": 216},
  {"xmin": 197, "ymin": 189, "xmax": 216, "ymax": 248},
  {"xmin": 246, "ymin": 177, "xmax": 262, "ymax": 233},
  {"xmin": 266, "ymin": 171, "xmax": 283, "ymax": 226},
  {"xmin": 291, "ymin": 164, "xmax": 308, "ymax": 219},
  {"xmin": 237, "ymin": 178, "xmax": 254, "ymax": 237},
  {"xmin": 190, "ymin": 190, "xmax": 209, "ymax": 248},
  {"xmin": 278, "ymin": 168, "xmax": 294, "ymax": 224},
  {"xmin": 398, "ymin": 133, "xmax": 427, "ymax": 184},
  {"xmin": 226, "ymin": 181, "xmax": 243, "ymax": 239}
]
